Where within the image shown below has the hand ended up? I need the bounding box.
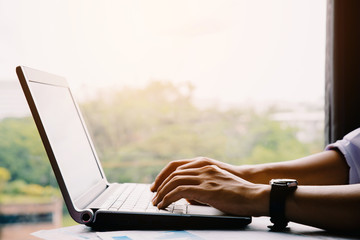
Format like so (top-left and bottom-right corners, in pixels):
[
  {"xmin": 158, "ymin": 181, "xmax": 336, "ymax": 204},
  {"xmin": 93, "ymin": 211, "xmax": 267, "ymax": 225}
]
[
  {"xmin": 151, "ymin": 157, "xmax": 242, "ymax": 192},
  {"xmin": 151, "ymin": 158, "xmax": 270, "ymax": 217}
]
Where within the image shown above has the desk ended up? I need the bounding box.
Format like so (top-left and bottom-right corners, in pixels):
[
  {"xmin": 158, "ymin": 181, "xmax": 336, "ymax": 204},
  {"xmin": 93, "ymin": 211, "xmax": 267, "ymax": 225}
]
[
  {"xmin": 206, "ymin": 217, "xmax": 360, "ymax": 240},
  {"xmin": 31, "ymin": 217, "xmax": 360, "ymax": 240}
]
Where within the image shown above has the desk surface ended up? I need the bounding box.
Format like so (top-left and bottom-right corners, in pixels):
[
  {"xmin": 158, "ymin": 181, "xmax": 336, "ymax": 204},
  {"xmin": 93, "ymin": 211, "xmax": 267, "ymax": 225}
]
[
  {"xmin": 224, "ymin": 217, "xmax": 359, "ymax": 240},
  {"xmin": 30, "ymin": 217, "xmax": 359, "ymax": 240}
]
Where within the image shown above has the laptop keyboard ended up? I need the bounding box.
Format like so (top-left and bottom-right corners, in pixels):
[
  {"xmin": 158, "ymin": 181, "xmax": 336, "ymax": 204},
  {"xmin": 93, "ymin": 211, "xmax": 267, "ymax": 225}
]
[{"xmin": 101, "ymin": 183, "xmax": 189, "ymax": 214}]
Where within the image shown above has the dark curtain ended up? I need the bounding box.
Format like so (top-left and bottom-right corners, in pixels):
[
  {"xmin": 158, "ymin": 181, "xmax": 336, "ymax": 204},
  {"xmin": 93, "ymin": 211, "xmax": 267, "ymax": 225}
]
[{"xmin": 325, "ymin": 0, "xmax": 360, "ymax": 145}]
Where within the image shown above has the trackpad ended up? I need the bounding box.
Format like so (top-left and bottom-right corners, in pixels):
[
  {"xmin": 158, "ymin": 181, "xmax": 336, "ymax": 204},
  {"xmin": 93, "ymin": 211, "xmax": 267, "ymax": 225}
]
[{"xmin": 187, "ymin": 205, "xmax": 225, "ymax": 216}]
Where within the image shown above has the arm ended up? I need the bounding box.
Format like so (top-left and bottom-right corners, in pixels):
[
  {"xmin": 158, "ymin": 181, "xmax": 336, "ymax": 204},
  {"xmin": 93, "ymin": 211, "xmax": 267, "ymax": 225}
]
[
  {"xmin": 151, "ymin": 150, "xmax": 349, "ymax": 190},
  {"xmin": 286, "ymin": 184, "xmax": 360, "ymax": 231},
  {"xmin": 151, "ymin": 161, "xmax": 360, "ymax": 231},
  {"xmin": 151, "ymin": 150, "xmax": 359, "ymax": 232},
  {"xmin": 243, "ymin": 126, "xmax": 360, "ymax": 185},
  {"xmin": 239, "ymin": 150, "xmax": 349, "ymax": 185}
]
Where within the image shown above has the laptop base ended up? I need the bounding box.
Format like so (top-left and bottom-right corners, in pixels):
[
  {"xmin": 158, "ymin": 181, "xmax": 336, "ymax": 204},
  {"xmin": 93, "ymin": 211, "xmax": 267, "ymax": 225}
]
[{"xmin": 88, "ymin": 211, "xmax": 251, "ymax": 231}]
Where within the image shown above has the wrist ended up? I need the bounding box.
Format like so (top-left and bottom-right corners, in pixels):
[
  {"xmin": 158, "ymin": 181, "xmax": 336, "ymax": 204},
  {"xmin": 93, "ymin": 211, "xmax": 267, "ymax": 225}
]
[
  {"xmin": 250, "ymin": 184, "xmax": 270, "ymax": 217},
  {"xmin": 236, "ymin": 164, "xmax": 268, "ymax": 184},
  {"xmin": 234, "ymin": 165, "xmax": 255, "ymax": 181}
]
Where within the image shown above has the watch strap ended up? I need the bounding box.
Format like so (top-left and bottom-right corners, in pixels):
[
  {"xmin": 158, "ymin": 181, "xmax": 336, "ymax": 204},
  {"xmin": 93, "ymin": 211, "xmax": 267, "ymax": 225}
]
[
  {"xmin": 268, "ymin": 180, "xmax": 297, "ymax": 231},
  {"xmin": 269, "ymin": 184, "xmax": 290, "ymax": 231}
]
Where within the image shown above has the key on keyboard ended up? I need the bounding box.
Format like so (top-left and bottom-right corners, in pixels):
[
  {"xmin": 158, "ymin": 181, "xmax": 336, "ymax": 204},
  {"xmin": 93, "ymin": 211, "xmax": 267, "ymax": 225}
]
[{"xmin": 104, "ymin": 183, "xmax": 189, "ymax": 214}]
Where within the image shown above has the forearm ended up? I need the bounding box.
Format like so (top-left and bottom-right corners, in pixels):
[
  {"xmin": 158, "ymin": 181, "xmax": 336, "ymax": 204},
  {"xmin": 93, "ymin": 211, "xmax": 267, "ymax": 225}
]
[
  {"xmin": 151, "ymin": 155, "xmax": 359, "ymax": 232},
  {"xmin": 238, "ymin": 150, "xmax": 349, "ymax": 185},
  {"xmin": 286, "ymin": 184, "xmax": 360, "ymax": 231}
]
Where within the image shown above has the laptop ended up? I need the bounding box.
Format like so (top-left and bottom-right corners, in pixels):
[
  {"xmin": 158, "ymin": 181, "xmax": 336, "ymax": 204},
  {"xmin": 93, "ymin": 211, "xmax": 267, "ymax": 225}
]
[{"xmin": 16, "ymin": 66, "xmax": 251, "ymax": 230}]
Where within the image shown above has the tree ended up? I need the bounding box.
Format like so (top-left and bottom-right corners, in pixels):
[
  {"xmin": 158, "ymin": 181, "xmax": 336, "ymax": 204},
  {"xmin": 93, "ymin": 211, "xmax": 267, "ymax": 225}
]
[
  {"xmin": 0, "ymin": 117, "xmax": 53, "ymax": 186},
  {"xmin": 80, "ymin": 81, "xmax": 321, "ymax": 183},
  {"xmin": 0, "ymin": 81, "xmax": 322, "ymax": 186},
  {"xmin": 0, "ymin": 167, "xmax": 10, "ymax": 192}
]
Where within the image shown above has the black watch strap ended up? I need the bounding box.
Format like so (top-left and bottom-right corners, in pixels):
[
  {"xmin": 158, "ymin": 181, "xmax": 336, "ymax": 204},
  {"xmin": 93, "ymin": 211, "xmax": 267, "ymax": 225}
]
[{"xmin": 268, "ymin": 179, "xmax": 298, "ymax": 231}]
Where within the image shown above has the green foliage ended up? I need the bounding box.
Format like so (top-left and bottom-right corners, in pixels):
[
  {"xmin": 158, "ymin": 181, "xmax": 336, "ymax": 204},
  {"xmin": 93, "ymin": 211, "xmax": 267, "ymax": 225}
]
[
  {"xmin": 62, "ymin": 213, "xmax": 77, "ymax": 227},
  {"xmin": 0, "ymin": 117, "xmax": 54, "ymax": 186},
  {"xmin": 80, "ymin": 81, "xmax": 323, "ymax": 184},
  {"xmin": 0, "ymin": 179, "xmax": 60, "ymax": 204},
  {"xmin": 0, "ymin": 81, "xmax": 323, "ymax": 188},
  {"xmin": 239, "ymin": 113, "xmax": 311, "ymax": 164},
  {"xmin": 2, "ymin": 180, "xmax": 59, "ymax": 197},
  {"xmin": 0, "ymin": 167, "xmax": 11, "ymax": 193},
  {"xmin": 0, "ymin": 167, "xmax": 10, "ymax": 183}
]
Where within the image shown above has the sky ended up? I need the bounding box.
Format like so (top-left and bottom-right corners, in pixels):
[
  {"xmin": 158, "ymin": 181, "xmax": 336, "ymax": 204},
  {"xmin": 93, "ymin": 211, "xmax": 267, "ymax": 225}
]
[{"xmin": 0, "ymin": 0, "xmax": 326, "ymax": 107}]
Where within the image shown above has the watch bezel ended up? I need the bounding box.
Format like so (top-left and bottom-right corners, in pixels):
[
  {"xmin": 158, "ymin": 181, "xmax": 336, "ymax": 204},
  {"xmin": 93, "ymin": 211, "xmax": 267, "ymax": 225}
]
[{"xmin": 270, "ymin": 179, "xmax": 298, "ymax": 187}]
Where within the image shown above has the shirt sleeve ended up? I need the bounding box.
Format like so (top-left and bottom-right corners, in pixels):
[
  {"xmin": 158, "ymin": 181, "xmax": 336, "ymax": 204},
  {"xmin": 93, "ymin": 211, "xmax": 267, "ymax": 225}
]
[{"xmin": 325, "ymin": 128, "xmax": 360, "ymax": 184}]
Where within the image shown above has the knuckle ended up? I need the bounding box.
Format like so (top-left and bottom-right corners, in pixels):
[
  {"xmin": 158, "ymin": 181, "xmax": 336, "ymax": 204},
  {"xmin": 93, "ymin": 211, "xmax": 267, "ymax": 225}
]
[
  {"xmin": 163, "ymin": 188, "xmax": 178, "ymax": 202},
  {"xmin": 169, "ymin": 170, "xmax": 179, "ymax": 178},
  {"xmin": 203, "ymin": 164, "xmax": 217, "ymax": 172},
  {"xmin": 168, "ymin": 159, "xmax": 182, "ymax": 167},
  {"xmin": 171, "ymin": 175, "xmax": 181, "ymax": 183},
  {"xmin": 162, "ymin": 193, "xmax": 169, "ymax": 201},
  {"xmin": 170, "ymin": 169, "xmax": 182, "ymax": 179},
  {"xmin": 168, "ymin": 171, "xmax": 175, "ymax": 179},
  {"xmin": 196, "ymin": 156, "xmax": 206, "ymax": 162},
  {"xmin": 196, "ymin": 156, "xmax": 212, "ymax": 164},
  {"xmin": 169, "ymin": 159, "xmax": 180, "ymax": 166},
  {"xmin": 175, "ymin": 185, "xmax": 187, "ymax": 193}
]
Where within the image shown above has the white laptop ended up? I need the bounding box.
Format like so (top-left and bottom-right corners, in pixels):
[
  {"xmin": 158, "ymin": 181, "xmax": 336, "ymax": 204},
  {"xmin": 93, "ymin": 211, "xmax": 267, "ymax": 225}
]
[{"xmin": 16, "ymin": 66, "xmax": 251, "ymax": 230}]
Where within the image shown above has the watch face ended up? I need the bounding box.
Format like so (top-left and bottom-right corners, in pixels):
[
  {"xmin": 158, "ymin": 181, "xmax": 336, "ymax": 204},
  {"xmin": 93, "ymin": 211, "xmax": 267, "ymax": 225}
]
[{"xmin": 270, "ymin": 179, "xmax": 298, "ymax": 187}]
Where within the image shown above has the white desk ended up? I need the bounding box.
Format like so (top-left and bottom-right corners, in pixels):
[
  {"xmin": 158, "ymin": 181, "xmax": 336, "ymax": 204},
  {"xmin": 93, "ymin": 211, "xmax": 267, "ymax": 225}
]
[{"xmin": 32, "ymin": 217, "xmax": 360, "ymax": 240}]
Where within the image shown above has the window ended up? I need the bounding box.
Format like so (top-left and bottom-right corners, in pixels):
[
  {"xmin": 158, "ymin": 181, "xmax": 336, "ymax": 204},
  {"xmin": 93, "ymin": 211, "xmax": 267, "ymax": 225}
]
[{"xmin": 0, "ymin": 0, "xmax": 326, "ymax": 236}]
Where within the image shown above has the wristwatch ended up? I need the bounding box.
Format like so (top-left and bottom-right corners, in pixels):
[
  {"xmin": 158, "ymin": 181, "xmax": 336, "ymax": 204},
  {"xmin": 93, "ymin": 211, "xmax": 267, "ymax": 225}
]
[{"xmin": 268, "ymin": 179, "xmax": 298, "ymax": 231}]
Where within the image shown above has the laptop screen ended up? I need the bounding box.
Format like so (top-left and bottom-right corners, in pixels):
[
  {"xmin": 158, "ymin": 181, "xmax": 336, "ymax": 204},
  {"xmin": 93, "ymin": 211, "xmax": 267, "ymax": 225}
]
[{"xmin": 29, "ymin": 81, "xmax": 103, "ymax": 200}]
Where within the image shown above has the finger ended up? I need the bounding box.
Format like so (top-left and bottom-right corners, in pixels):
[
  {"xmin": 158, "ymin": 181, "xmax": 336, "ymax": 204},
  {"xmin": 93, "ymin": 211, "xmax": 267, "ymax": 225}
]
[
  {"xmin": 153, "ymin": 157, "xmax": 216, "ymax": 193},
  {"xmin": 157, "ymin": 185, "xmax": 203, "ymax": 209},
  {"xmin": 150, "ymin": 159, "xmax": 193, "ymax": 192},
  {"xmin": 176, "ymin": 157, "xmax": 214, "ymax": 171},
  {"xmin": 153, "ymin": 174, "xmax": 200, "ymax": 206},
  {"xmin": 155, "ymin": 168, "xmax": 200, "ymax": 197},
  {"xmin": 155, "ymin": 164, "xmax": 227, "ymax": 203},
  {"xmin": 178, "ymin": 157, "xmax": 237, "ymax": 177}
]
